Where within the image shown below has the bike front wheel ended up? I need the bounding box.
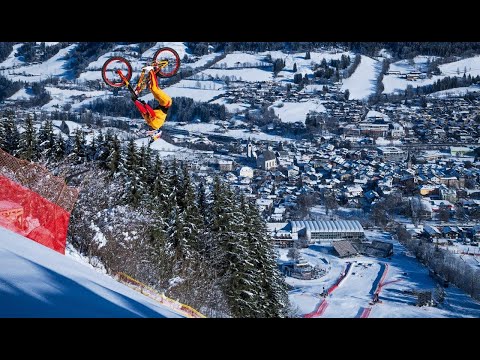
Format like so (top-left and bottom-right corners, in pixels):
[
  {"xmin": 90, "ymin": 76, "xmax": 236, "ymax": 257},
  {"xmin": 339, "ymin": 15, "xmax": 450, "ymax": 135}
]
[
  {"xmin": 153, "ymin": 47, "xmax": 181, "ymax": 77},
  {"xmin": 101, "ymin": 56, "xmax": 133, "ymax": 88}
]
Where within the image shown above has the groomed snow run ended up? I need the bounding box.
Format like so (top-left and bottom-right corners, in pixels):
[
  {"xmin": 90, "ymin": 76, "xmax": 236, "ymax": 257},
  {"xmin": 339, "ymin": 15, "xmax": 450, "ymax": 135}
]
[{"xmin": 0, "ymin": 227, "xmax": 185, "ymax": 318}]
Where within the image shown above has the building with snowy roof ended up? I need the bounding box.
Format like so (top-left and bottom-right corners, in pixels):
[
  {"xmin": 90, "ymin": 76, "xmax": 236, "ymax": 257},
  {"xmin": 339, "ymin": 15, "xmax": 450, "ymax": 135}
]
[
  {"xmin": 256, "ymin": 150, "xmax": 277, "ymax": 170},
  {"xmin": 289, "ymin": 220, "xmax": 364, "ymax": 244}
]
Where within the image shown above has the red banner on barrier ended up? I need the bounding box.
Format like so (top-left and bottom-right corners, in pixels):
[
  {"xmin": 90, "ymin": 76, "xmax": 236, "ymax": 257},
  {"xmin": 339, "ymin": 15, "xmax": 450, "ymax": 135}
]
[{"xmin": 0, "ymin": 175, "xmax": 70, "ymax": 254}]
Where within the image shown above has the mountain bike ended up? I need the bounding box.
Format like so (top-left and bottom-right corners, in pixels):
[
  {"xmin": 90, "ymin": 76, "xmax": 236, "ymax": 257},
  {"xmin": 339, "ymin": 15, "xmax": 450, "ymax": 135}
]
[{"xmin": 101, "ymin": 47, "xmax": 181, "ymax": 98}]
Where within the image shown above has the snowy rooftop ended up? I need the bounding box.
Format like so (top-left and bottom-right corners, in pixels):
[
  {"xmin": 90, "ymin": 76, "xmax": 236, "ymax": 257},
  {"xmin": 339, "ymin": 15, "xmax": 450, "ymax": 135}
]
[{"xmin": 290, "ymin": 220, "xmax": 364, "ymax": 233}]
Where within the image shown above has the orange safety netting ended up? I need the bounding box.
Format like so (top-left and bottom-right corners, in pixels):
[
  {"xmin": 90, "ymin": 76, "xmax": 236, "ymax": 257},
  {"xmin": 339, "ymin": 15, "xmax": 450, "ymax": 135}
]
[{"xmin": 0, "ymin": 149, "xmax": 79, "ymax": 254}]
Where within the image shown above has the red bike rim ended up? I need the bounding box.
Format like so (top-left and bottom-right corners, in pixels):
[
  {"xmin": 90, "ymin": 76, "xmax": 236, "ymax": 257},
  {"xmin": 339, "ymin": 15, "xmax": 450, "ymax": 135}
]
[
  {"xmin": 153, "ymin": 47, "xmax": 181, "ymax": 78},
  {"xmin": 101, "ymin": 56, "xmax": 133, "ymax": 88}
]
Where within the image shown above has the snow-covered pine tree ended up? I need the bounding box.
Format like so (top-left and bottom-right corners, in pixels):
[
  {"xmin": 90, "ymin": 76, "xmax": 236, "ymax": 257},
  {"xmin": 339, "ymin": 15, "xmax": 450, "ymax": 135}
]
[
  {"xmin": 166, "ymin": 158, "xmax": 181, "ymax": 214},
  {"xmin": 245, "ymin": 198, "xmax": 289, "ymax": 317},
  {"xmin": 87, "ymin": 133, "xmax": 97, "ymax": 162},
  {"xmin": 53, "ymin": 133, "xmax": 66, "ymax": 161},
  {"xmin": 94, "ymin": 131, "xmax": 111, "ymax": 166},
  {"xmin": 121, "ymin": 139, "xmax": 147, "ymax": 207},
  {"xmin": 148, "ymin": 220, "xmax": 172, "ymax": 288},
  {"xmin": 106, "ymin": 134, "xmax": 121, "ymax": 176},
  {"xmin": 223, "ymin": 190, "xmax": 262, "ymax": 317},
  {"xmin": 71, "ymin": 128, "xmax": 87, "ymax": 164},
  {"xmin": 166, "ymin": 201, "xmax": 190, "ymax": 263},
  {"xmin": 181, "ymin": 163, "xmax": 204, "ymax": 254},
  {"xmin": 0, "ymin": 117, "xmax": 6, "ymax": 151},
  {"xmin": 123, "ymin": 139, "xmax": 138, "ymax": 175},
  {"xmin": 149, "ymin": 155, "xmax": 171, "ymax": 216},
  {"xmin": 137, "ymin": 144, "xmax": 150, "ymax": 192},
  {"xmin": 38, "ymin": 119, "xmax": 55, "ymax": 159},
  {"xmin": 208, "ymin": 176, "xmax": 232, "ymax": 274},
  {"xmin": 18, "ymin": 115, "xmax": 38, "ymax": 161}
]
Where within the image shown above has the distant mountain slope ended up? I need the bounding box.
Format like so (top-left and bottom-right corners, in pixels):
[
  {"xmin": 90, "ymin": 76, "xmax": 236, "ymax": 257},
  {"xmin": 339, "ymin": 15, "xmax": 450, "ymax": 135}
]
[{"xmin": 0, "ymin": 227, "xmax": 184, "ymax": 318}]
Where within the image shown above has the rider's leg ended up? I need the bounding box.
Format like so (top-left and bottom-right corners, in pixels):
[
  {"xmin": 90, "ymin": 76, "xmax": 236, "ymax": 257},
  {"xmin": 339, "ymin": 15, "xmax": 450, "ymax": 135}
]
[
  {"xmin": 149, "ymin": 70, "xmax": 172, "ymax": 108},
  {"xmin": 134, "ymin": 99, "xmax": 156, "ymax": 118}
]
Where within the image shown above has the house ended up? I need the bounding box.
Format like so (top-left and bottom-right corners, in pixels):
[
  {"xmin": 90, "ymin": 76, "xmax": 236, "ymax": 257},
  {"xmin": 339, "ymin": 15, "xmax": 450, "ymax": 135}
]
[
  {"xmin": 441, "ymin": 226, "xmax": 459, "ymax": 240},
  {"xmin": 344, "ymin": 184, "xmax": 363, "ymax": 198},
  {"xmin": 439, "ymin": 185, "xmax": 457, "ymax": 203},
  {"xmin": 377, "ymin": 146, "xmax": 406, "ymax": 162},
  {"xmin": 256, "ymin": 150, "xmax": 277, "ymax": 170},
  {"xmin": 423, "ymin": 224, "xmax": 442, "ymax": 240},
  {"xmin": 430, "ymin": 199, "xmax": 455, "ymax": 212},
  {"xmin": 270, "ymin": 206, "xmax": 286, "ymax": 222},
  {"xmin": 333, "ymin": 240, "xmax": 359, "ymax": 258},
  {"xmin": 361, "ymin": 240, "xmax": 394, "ymax": 258},
  {"xmin": 410, "ymin": 197, "xmax": 433, "ymax": 220},
  {"xmin": 218, "ymin": 160, "xmax": 233, "ymax": 172},
  {"xmin": 256, "ymin": 198, "xmax": 273, "ymax": 213},
  {"xmin": 287, "ymin": 164, "xmax": 300, "ymax": 179}
]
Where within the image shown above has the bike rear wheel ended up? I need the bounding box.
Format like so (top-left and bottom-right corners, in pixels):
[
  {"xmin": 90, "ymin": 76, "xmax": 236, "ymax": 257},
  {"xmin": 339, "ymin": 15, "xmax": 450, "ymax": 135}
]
[
  {"xmin": 101, "ymin": 56, "xmax": 133, "ymax": 88},
  {"xmin": 152, "ymin": 47, "xmax": 181, "ymax": 77}
]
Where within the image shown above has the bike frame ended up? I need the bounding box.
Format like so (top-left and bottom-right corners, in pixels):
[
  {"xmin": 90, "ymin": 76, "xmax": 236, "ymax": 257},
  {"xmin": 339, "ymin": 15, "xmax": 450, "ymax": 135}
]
[{"xmin": 115, "ymin": 59, "xmax": 169, "ymax": 99}]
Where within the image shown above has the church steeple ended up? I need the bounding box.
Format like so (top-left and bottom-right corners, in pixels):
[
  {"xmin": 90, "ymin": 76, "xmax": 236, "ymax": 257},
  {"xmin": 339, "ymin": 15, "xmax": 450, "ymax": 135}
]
[{"xmin": 247, "ymin": 137, "xmax": 253, "ymax": 158}]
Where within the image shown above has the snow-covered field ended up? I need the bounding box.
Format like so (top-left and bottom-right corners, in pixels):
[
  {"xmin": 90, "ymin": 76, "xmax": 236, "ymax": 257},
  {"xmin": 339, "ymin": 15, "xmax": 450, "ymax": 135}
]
[
  {"xmin": 270, "ymin": 99, "xmax": 326, "ymax": 124},
  {"xmin": 214, "ymin": 53, "xmax": 270, "ymax": 68},
  {"xmin": 155, "ymin": 79, "xmax": 225, "ymax": 103},
  {"xmin": 0, "ymin": 43, "xmax": 26, "ymax": 69},
  {"xmin": 263, "ymin": 49, "xmax": 353, "ymax": 84},
  {"xmin": 383, "ymin": 54, "xmax": 480, "ymax": 95},
  {"xmin": 283, "ymin": 230, "xmax": 480, "ymax": 318},
  {"xmin": 427, "ymin": 84, "xmax": 480, "ymax": 99},
  {"xmin": 388, "ymin": 55, "xmax": 439, "ymax": 74},
  {"xmin": 439, "ymin": 55, "xmax": 480, "ymax": 77},
  {"xmin": 210, "ymin": 98, "xmax": 250, "ymax": 113},
  {"xmin": 8, "ymin": 87, "xmax": 33, "ymax": 101},
  {"xmin": 0, "ymin": 44, "xmax": 77, "ymax": 83},
  {"xmin": 177, "ymin": 122, "xmax": 291, "ymax": 142},
  {"xmin": 0, "ymin": 227, "xmax": 184, "ymax": 318},
  {"xmin": 383, "ymin": 73, "xmax": 440, "ymax": 95},
  {"xmin": 41, "ymin": 86, "xmax": 110, "ymax": 111},
  {"xmin": 201, "ymin": 68, "xmax": 273, "ymax": 82},
  {"xmin": 341, "ymin": 55, "xmax": 381, "ymax": 100}
]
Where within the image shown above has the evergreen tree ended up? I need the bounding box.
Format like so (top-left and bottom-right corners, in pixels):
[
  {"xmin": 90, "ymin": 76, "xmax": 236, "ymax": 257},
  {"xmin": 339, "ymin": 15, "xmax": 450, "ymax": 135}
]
[
  {"xmin": 245, "ymin": 199, "xmax": 289, "ymax": 317},
  {"xmin": 122, "ymin": 139, "xmax": 144, "ymax": 206},
  {"xmin": 0, "ymin": 116, "xmax": 19, "ymax": 153},
  {"xmin": 137, "ymin": 144, "xmax": 150, "ymax": 186},
  {"xmin": 149, "ymin": 155, "xmax": 171, "ymax": 215},
  {"xmin": 71, "ymin": 128, "xmax": 87, "ymax": 164},
  {"xmin": 18, "ymin": 116, "xmax": 38, "ymax": 161},
  {"xmin": 106, "ymin": 135, "xmax": 121, "ymax": 176},
  {"xmin": 0, "ymin": 117, "xmax": 5, "ymax": 150},
  {"xmin": 167, "ymin": 159, "xmax": 181, "ymax": 212},
  {"xmin": 165, "ymin": 202, "xmax": 189, "ymax": 262},
  {"xmin": 38, "ymin": 120, "xmax": 55, "ymax": 158},
  {"xmin": 180, "ymin": 163, "xmax": 204, "ymax": 254},
  {"xmin": 223, "ymin": 192, "xmax": 262, "ymax": 317},
  {"xmin": 53, "ymin": 133, "xmax": 66, "ymax": 161}
]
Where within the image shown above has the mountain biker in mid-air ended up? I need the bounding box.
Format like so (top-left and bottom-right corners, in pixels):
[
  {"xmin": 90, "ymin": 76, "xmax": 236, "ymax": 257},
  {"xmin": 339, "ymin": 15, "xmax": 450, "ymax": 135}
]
[{"xmin": 132, "ymin": 66, "xmax": 172, "ymax": 143}]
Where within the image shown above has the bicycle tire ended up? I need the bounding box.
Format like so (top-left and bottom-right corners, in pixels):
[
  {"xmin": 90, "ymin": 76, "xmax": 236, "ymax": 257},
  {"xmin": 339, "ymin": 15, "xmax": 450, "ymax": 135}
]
[
  {"xmin": 152, "ymin": 47, "xmax": 181, "ymax": 78},
  {"xmin": 101, "ymin": 56, "xmax": 133, "ymax": 88}
]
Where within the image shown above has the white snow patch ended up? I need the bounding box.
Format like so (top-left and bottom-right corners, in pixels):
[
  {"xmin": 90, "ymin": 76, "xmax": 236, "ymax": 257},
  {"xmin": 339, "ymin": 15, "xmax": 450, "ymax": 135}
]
[
  {"xmin": 271, "ymin": 100, "xmax": 326, "ymax": 124},
  {"xmin": 341, "ymin": 55, "xmax": 381, "ymax": 100}
]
